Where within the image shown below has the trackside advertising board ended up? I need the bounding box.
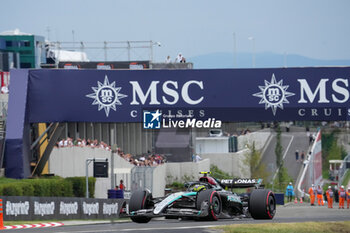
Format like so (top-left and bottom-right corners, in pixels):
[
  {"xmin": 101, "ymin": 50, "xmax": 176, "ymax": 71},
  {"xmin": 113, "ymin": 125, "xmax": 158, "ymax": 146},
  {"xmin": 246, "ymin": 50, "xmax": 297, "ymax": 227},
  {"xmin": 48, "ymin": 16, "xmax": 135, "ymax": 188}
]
[{"xmin": 0, "ymin": 196, "xmax": 126, "ymax": 221}]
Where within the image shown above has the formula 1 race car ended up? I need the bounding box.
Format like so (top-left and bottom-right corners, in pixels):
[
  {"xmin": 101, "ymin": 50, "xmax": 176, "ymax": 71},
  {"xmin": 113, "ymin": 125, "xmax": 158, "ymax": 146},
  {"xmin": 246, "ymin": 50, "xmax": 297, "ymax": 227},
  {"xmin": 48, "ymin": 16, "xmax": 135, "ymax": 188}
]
[{"xmin": 129, "ymin": 172, "xmax": 276, "ymax": 223}]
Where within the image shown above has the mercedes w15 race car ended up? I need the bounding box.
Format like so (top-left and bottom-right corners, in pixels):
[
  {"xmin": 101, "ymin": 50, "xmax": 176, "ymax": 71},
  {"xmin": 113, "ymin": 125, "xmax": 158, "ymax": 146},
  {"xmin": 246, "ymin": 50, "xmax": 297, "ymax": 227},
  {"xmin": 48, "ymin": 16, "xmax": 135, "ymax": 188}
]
[{"xmin": 129, "ymin": 172, "xmax": 276, "ymax": 223}]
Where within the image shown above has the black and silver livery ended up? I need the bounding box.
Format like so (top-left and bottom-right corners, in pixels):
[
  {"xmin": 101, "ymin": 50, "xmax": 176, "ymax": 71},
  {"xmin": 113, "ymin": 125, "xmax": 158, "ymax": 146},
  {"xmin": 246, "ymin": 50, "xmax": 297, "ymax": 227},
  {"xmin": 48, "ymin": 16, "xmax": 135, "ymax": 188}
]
[{"xmin": 128, "ymin": 172, "xmax": 276, "ymax": 223}]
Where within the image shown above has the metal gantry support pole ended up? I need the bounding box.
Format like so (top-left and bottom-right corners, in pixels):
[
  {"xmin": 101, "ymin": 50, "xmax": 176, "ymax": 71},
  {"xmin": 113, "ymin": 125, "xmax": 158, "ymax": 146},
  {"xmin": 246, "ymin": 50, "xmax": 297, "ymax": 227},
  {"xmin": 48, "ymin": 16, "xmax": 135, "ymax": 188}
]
[
  {"xmin": 56, "ymin": 42, "xmax": 61, "ymax": 67},
  {"xmin": 127, "ymin": 41, "xmax": 131, "ymax": 61},
  {"xmin": 91, "ymin": 122, "xmax": 94, "ymax": 140},
  {"xmin": 110, "ymin": 128, "xmax": 115, "ymax": 190},
  {"xmin": 150, "ymin": 40, "xmax": 153, "ymax": 62},
  {"xmin": 86, "ymin": 158, "xmax": 94, "ymax": 198},
  {"xmin": 83, "ymin": 122, "xmax": 86, "ymax": 140},
  {"xmin": 86, "ymin": 157, "xmax": 109, "ymax": 198},
  {"xmin": 80, "ymin": 42, "xmax": 85, "ymax": 61},
  {"xmin": 104, "ymin": 41, "xmax": 108, "ymax": 61},
  {"xmin": 30, "ymin": 123, "xmax": 54, "ymax": 150}
]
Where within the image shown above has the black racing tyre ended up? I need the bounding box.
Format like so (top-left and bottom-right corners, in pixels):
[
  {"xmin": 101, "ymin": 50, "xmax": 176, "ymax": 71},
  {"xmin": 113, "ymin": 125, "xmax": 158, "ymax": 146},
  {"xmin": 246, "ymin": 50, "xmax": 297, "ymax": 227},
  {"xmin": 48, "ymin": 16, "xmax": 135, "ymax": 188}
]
[
  {"xmin": 249, "ymin": 189, "xmax": 276, "ymax": 219},
  {"xmin": 129, "ymin": 190, "xmax": 152, "ymax": 223},
  {"xmin": 196, "ymin": 189, "xmax": 221, "ymax": 221}
]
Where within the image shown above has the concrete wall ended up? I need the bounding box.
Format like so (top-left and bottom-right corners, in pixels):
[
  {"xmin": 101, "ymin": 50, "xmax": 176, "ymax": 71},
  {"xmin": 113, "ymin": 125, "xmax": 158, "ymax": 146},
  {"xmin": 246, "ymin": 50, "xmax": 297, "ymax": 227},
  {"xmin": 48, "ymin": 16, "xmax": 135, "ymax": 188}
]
[
  {"xmin": 49, "ymin": 147, "xmax": 134, "ymax": 175},
  {"xmin": 195, "ymin": 137, "xmax": 229, "ymax": 153},
  {"xmin": 50, "ymin": 147, "xmax": 166, "ymax": 198},
  {"xmin": 165, "ymin": 159, "xmax": 210, "ymax": 184},
  {"xmin": 237, "ymin": 131, "xmax": 271, "ymax": 151},
  {"xmin": 49, "ymin": 147, "xmax": 134, "ymax": 198},
  {"xmin": 152, "ymin": 165, "xmax": 166, "ymax": 197},
  {"xmin": 200, "ymin": 150, "xmax": 250, "ymax": 178}
]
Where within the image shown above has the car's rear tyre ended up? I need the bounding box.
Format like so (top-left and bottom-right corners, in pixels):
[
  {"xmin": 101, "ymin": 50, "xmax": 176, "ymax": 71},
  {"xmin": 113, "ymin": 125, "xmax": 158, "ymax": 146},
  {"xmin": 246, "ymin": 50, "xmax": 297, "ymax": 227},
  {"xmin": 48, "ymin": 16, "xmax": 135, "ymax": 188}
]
[
  {"xmin": 196, "ymin": 189, "xmax": 221, "ymax": 221},
  {"xmin": 129, "ymin": 190, "xmax": 152, "ymax": 223},
  {"xmin": 249, "ymin": 189, "xmax": 276, "ymax": 219}
]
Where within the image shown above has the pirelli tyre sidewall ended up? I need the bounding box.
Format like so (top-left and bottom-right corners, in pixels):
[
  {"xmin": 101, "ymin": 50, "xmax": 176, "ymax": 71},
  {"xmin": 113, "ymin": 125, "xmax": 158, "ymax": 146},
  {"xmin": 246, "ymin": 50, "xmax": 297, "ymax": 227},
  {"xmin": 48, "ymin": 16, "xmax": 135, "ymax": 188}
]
[
  {"xmin": 129, "ymin": 190, "xmax": 152, "ymax": 223},
  {"xmin": 249, "ymin": 189, "xmax": 276, "ymax": 219},
  {"xmin": 196, "ymin": 189, "xmax": 222, "ymax": 220}
]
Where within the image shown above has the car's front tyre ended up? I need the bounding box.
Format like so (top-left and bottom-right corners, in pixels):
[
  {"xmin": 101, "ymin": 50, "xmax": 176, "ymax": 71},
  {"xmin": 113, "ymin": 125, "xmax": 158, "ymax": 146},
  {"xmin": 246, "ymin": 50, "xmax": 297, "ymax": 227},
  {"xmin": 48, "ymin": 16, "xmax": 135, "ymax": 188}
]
[
  {"xmin": 249, "ymin": 189, "xmax": 276, "ymax": 219},
  {"xmin": 129, "ymin": 190, "xmax": 152, "ymax": 223},
  {"xmin": 196, "ymin": 189, "xmax": 221, "ymax": 220}
]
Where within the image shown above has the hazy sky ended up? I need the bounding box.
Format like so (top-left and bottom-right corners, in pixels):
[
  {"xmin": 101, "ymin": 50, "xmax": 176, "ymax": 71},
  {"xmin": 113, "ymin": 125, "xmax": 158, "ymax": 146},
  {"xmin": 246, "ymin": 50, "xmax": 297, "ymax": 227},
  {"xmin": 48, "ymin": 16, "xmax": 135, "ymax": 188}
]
[{"xmin": 1, "ymin": 0, "xmax": 350, "ymax": 62}]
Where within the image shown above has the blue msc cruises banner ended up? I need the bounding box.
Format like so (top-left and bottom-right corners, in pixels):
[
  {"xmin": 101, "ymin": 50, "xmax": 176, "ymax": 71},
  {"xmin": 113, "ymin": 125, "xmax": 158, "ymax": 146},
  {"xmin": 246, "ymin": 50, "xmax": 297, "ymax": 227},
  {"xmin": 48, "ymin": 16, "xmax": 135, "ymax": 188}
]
[
  {"xmin": 27, "ymin": 68, "xmax": 350, "ymax": 122},
  {"xmin": 4, "ymin": 67, "xmax": 350, "ymax": 179}
]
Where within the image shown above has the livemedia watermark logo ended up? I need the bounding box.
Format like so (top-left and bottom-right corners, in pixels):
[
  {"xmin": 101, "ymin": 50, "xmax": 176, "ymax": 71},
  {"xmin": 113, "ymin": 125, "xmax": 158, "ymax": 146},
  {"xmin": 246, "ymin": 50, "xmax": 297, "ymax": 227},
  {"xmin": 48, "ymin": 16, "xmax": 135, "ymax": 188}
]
[
  {"xmin": 143, "ymin": 109, "xmax": 222, "ymax": 129},
  {"xmin": 143, "ymin": 110, "xmax": 162, "ymax": 129}
]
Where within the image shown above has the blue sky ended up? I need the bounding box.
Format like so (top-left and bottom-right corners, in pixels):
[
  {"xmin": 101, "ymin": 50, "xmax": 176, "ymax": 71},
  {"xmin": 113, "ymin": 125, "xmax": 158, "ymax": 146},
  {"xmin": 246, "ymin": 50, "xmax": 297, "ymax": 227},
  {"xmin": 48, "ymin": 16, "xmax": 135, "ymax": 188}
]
[{"xmin": 1, "ymin": 0, "xmax": 350, "ymax": 62}]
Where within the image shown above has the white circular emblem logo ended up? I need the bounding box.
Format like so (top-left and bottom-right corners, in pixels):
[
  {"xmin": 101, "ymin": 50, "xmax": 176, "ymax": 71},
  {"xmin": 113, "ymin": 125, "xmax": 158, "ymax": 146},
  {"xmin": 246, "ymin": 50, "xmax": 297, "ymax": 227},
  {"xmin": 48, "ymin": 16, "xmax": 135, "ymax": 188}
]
[
  {"xmin": 253, "ymin": 74, "xmax": 295, "ymax": 115},
  {"xmin": 86, "ymin": 75, "xmax": 127, "ymax": 117},
  {"xmin": 96, "ymin": 87, "xmax": 117, "ymax": 105},
  {"xmin": 263, "ymin": 84, "xmax": 284, "ymax": 105}
]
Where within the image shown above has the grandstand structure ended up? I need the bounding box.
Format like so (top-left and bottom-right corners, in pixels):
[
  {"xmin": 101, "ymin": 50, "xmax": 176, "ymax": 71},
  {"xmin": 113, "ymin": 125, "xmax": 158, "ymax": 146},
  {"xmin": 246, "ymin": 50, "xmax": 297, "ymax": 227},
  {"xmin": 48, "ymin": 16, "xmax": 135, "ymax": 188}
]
[{"xmin": 45, "ymin": 40, "xmax": 161, "ymax": 63}]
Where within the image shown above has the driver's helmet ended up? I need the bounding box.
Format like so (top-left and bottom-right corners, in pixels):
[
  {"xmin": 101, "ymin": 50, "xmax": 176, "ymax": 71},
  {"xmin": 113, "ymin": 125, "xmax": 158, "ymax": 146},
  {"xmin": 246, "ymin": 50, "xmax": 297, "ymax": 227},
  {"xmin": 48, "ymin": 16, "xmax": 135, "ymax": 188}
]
[{"xmin": 191, "ymin": 184, "xmax": 206, "ymax": 192}]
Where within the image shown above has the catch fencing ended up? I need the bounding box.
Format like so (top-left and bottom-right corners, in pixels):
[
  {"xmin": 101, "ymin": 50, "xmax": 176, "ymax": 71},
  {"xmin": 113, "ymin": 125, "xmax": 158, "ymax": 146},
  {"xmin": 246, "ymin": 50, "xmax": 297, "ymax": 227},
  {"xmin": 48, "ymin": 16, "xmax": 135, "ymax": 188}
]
[
  {"xmin": 338, "ymin": 154, "xmax": 350, "ymax": 185},
  {"xmin": 130, "ymin": 166, "xmax": 154, "ymax": 193}
]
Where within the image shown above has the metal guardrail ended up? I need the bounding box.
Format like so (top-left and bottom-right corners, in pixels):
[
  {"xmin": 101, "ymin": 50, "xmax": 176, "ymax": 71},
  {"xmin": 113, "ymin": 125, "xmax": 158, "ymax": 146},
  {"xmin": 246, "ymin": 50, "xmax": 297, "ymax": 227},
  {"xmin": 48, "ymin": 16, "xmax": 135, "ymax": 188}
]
[
  {"xmin": 150, "ymin": 63, "xmax": 193, "ymax": 69},
  {"xmin": 296, "ymin": 130, "xmax": 320, "ymax": 198},
  {"xmin": 297, "ymin": 135, "xmax": 350, "ymax": 197}
]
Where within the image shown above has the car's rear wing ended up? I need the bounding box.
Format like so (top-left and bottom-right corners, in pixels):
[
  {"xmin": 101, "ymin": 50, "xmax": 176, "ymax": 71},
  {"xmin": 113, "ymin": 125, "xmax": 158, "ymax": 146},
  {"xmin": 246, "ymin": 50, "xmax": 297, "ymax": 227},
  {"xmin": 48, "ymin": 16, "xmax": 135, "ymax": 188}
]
[{"xmin": 218, "ymin": 178, "xmax": 263, "ymax": 188}]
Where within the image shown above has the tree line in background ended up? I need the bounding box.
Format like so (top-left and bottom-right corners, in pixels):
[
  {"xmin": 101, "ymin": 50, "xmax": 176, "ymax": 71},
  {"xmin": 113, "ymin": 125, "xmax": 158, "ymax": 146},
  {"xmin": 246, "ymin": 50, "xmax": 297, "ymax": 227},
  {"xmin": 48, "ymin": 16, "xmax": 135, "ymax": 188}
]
[
  {"xmin": 273, "ymin": 125, "xmax": 292, "ymax": 192},
  {"xmin": 243, "ymin": 124, "xmax": 291, "ymax": 192},
  {"xmin": 322, "ymin": 129, "xmax": 347, "ymax": 179}
]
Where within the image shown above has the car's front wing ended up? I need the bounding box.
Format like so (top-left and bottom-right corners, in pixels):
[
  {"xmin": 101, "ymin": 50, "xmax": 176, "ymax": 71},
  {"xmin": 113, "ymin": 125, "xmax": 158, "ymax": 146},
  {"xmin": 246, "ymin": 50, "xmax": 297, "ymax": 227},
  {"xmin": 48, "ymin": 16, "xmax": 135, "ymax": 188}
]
[{"xmin": 129, "ymin": 206, "xmax": 209, "ymax": 218}]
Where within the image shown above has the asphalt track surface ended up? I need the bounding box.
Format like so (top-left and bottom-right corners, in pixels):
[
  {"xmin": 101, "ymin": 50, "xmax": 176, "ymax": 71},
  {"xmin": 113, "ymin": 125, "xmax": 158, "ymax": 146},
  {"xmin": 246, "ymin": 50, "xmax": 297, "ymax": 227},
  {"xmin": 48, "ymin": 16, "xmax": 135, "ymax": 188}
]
[
  {"xmin": 6, "ymin": 204, "xmax": 350, "ymax": 233},
  {"xmin": 260, "ymin": 130, "xmax": 309, "ymax": 183}
]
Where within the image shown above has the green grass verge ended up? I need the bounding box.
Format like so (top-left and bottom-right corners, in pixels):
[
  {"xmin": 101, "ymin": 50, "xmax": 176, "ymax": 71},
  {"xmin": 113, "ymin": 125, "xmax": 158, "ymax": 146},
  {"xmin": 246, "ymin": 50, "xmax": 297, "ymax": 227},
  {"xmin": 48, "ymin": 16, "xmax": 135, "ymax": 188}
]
[
  {"xmin": 341, "ymin": 170, "xmax": 350, "ymax": 187},
  {"xmin": 217, "ymin": 221, "xmax": 350, "ymax": 233}
]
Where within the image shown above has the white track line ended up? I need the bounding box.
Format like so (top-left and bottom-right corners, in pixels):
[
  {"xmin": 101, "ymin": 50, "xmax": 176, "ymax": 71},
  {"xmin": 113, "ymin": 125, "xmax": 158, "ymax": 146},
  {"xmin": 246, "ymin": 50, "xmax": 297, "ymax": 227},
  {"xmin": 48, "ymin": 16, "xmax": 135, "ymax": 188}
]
[
  {"xmin": 272, "ymin": 135, "xmax": 294, "ymax": 181},
  {"xmin": 56, "ymin": 225, "xmax": 220, "ymax": 233}
]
